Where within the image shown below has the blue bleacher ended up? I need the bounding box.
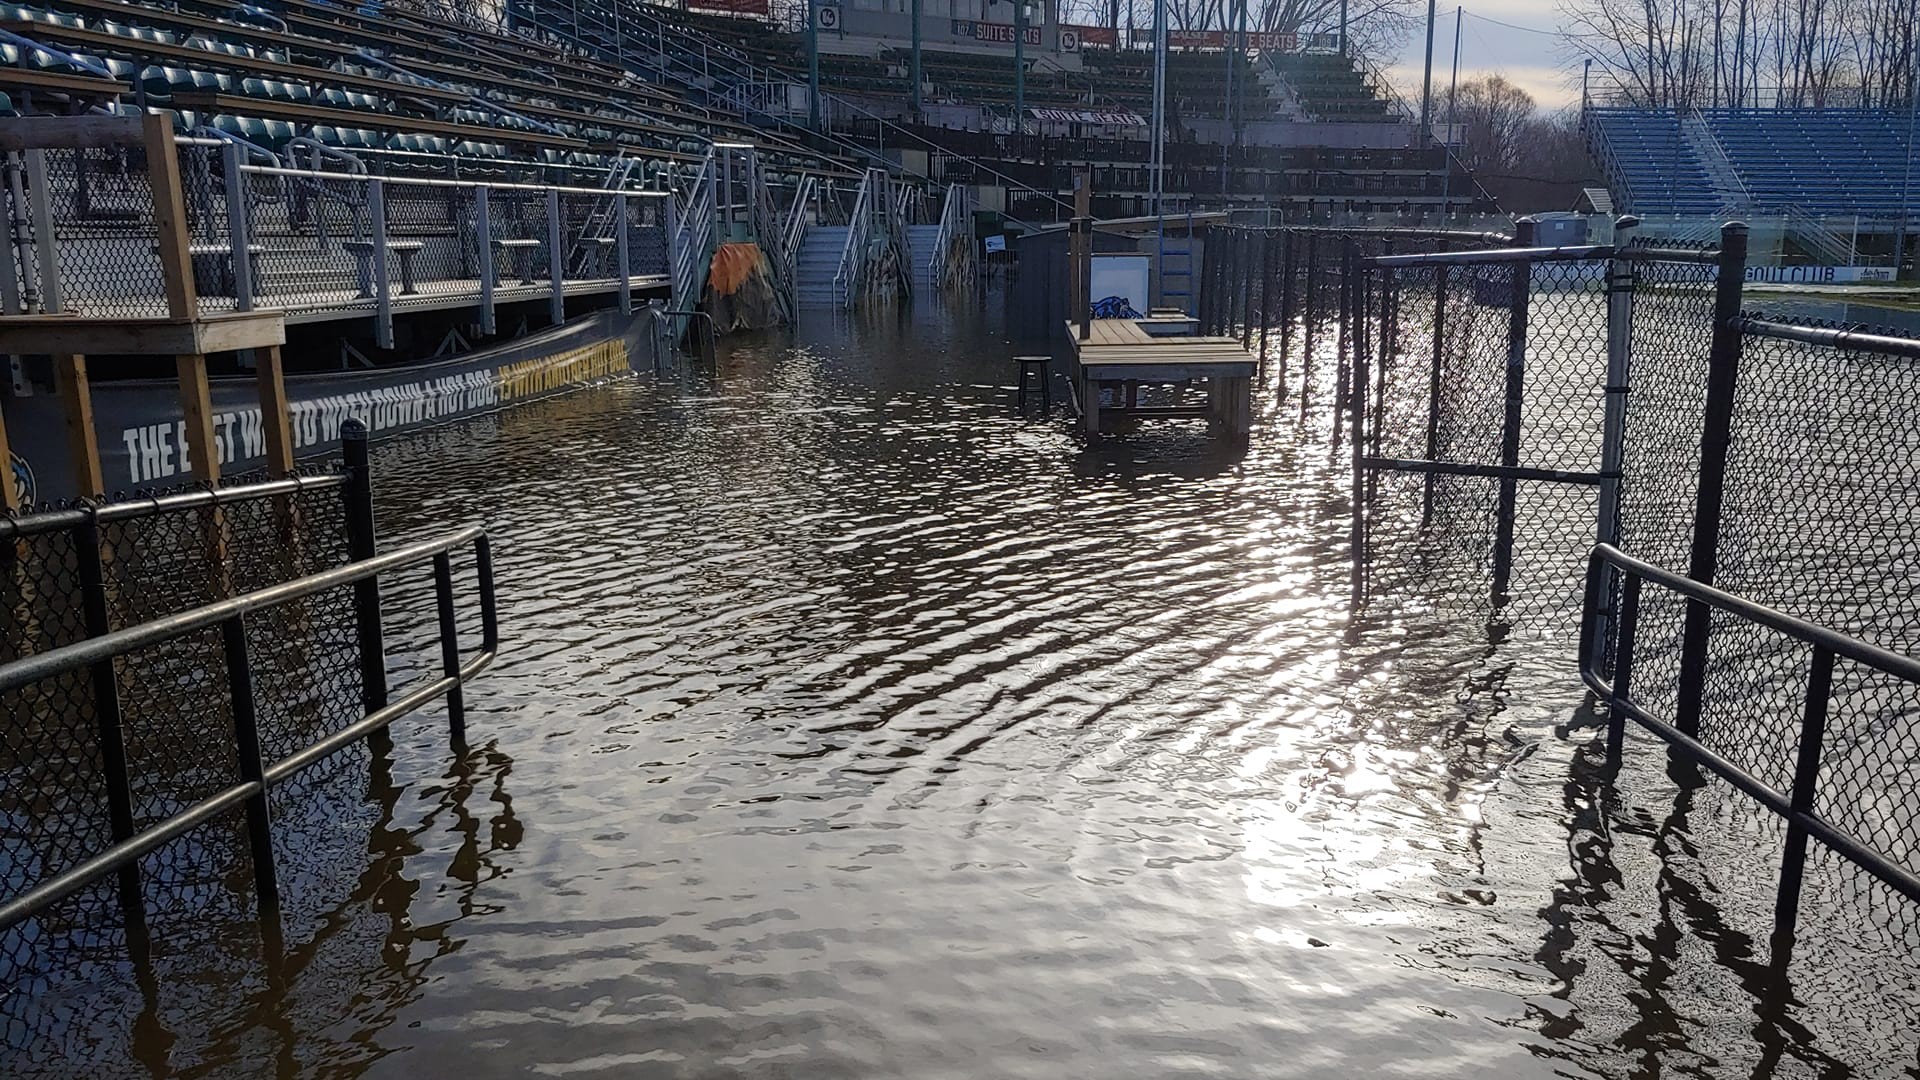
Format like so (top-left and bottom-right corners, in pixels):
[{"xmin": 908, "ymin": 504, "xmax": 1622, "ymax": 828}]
[
  {"xmin": 1585, "ymin": 108, "xmax": 1721, "ymax": 214},
  {"xmin": 1703, "ymin": 107, "xmax": 1914, "ymax": 217},
  {"xmin": 1588, "ymin": 106, "xmax": 1918, "ymax": 217}
]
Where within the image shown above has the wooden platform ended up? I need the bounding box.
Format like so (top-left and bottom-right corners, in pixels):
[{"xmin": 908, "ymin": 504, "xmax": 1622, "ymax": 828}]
[{"xmin": 1065, "ymin": 318, "xmax": 1256, "ymax": 440}]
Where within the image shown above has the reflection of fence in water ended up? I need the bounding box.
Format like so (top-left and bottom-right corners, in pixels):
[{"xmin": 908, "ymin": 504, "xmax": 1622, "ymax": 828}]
[{"xmin": 0, "ymin": 475, "xmax": 385, "ymax": 1069}]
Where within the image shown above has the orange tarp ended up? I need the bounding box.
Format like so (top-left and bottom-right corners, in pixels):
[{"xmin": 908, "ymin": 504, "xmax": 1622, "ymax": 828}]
[{"xmin": 708, "ymin": 242, "xmax": 766, "ymax": 297}]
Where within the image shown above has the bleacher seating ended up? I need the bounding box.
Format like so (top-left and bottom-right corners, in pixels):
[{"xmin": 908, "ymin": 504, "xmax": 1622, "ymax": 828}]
[
  {"xmin": 1586, "ymin": 106, "xmax": 1917, "ymax": 217},
  {"xmin": 1704, "ymin": 107, "xmax": 1915, "ymax": 217},
  {"xmin": 1266, "ymin": 52, "xmax": 1389, "ymax": 120},
  {"xmin": 0, "ymin": 0, "xmax": 858, "ymax": 191}
]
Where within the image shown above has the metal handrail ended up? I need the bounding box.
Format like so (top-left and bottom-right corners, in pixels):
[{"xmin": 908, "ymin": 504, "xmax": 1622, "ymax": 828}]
[
  {"xmin": 833, "ymin": 168, "xmax": 876, "ymax": 306},
  {"xmin": 1578, "ymin": 542, "xmax": 1920, "ymax": 941},
  {"xmin": 0, "ymin": 523, "xmax": 499, "ymax": 933},
  {"xmin": 0, "ymin": 473, "xmax": 345, "ymax": 537},
  {"xmin": 782, "ymin": 173, "xmax": 815, "ymax": 274}
]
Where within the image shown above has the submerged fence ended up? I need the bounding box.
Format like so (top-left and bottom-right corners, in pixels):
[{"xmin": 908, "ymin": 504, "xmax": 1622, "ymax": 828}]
[
  {"xmin": 1205, "ymin": 214, "xmax": 1920, "ymax": 966},
  {"xmin": 0, "ymin": 423, "xmax": 497, "ymax": 1062}
]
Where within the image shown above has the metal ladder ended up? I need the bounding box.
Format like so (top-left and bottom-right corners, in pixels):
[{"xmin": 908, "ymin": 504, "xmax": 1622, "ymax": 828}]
[{"xmin": 1157, "ymin": 201, "xmax": 1194, "ymax": 314}]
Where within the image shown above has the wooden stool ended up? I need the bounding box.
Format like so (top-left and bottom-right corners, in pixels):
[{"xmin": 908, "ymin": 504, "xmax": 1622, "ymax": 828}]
[{"xmin": 1015, "ymin": 354, "xmax": 1052, "ymax": 413}]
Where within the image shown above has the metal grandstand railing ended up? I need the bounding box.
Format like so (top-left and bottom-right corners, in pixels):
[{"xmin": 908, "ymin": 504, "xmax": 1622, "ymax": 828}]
[{"xmin": 0, "ymin": 121, "xmax": 673, "ymax": 341}]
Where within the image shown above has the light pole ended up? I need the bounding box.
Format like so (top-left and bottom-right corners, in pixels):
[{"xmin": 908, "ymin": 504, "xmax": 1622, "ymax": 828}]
[
  {"xmin": 807, "ymin": 0, "xmax": 820, "ymax": 130},
  {"xmin": 1417, "ymin": 0, "xmax": 1436, "ymax": 146},
  {"xmin": 1014, "ymin": 0, "xmax": 1027, "ymax": 135},
  {"xmin": 911, "ymin": 0, "xmax": 922, "ymax": 121}
]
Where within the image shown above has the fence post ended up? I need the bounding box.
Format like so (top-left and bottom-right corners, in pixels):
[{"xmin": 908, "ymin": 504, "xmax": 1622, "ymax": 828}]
[
  {"xmin": 1674, "ymin": 221, "xmax": 1749, "ymax": 737},
  {"xmin": 1349, "ymin": 259, "xmax": 1369, "ymax": 609},
  {"xmin": 221, "ymin": 140, "xmax": 254, "ymax": 313},
  {"xmin": 1334, "ymin": 235, "xmax": 1353, "ymax": 451},
  {"xmin": 475, "ymin": 185, "xmax": 496, "ymax": 337},
  {"xmin": 616, "ymin": 192, "xmax": 632, "ymax": 316},
  {"xmin": 547, "ymin": 188, "xmax": 565, "ymax": 327},
  {"xmin": 1257, "ymin": 228, "xmax": 1274, "ymax": 379},
  {"xmin": 1605, "ymin": 573, "xmax": 1642, "ymax": 766},
  {"xmin": 342, "ymin": 419, "xmax": 388, "ymax": 724},
  {"xmin": 221, "ymin": 614, "xmax": 283, "ymax": 954},
  {"xmin": 1278, "ymin": 230, "xmax": 1294, "ymax": 399},
  {"xmin": 368, "ymin": 178, "xmax": 393, "ymax": 350},
  {"xmin": 1240, "ymin": 229, "xmax": 1255, "ymax": 349},
  {"xmin": 432, "ymin": 551, "xmax": 467, "ymax": 743},
  {"xmin": 1492, "ymin": 217, "xmax": 1538, "ymax": 604},
  {"xmin": 1595, "ymin": 215, "xmax": 1640, "ymax": 656},
  {"xmin": 74, "ymin": 511, "xmax": 150, "ymax": 952},
  {"xmin": 1421, "ymin": 263, "xmax": 1449, "ymax": 526},
  {"xmin": 1772, "ymin": 644, "xmax": 1833, "ymax": 958},
  {"xmin": 1301, "ymin": 232, "xmax": 1317, "ymax": 418}
]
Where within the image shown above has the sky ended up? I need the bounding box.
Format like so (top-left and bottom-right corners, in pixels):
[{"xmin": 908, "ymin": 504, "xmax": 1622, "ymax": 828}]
[{"xmin": 1382, "ymin": 2, "xmax": 1580, "ymax": 115}]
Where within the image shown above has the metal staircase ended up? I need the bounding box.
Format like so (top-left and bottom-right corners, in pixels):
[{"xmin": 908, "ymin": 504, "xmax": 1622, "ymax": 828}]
[
  {"xmin": 1157, "ymin": 201, "xmax": 1194, "ymax": 313},
  {"xmin": 1681, "ymin": 111, "xmax": 1753, "ymax": 212},
  {"xmin": 791, "ymin": 168, "xmax": 910, "ymax": 308},
  {"xmin": 667, "ymin": 142, "xmax": 797, "ymax": 325}
]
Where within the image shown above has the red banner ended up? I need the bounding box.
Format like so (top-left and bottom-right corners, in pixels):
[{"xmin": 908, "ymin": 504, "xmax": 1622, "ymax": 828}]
[{"xmin": 1063, "ymin": 24, "xmax": 1118, "ymax": 46}]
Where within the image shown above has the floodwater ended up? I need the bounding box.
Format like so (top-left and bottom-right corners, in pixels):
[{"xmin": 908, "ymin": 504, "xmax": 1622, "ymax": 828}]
[{"xmin": 9, "ymin": 285, "xmax": 1920, "ymax": 1077}]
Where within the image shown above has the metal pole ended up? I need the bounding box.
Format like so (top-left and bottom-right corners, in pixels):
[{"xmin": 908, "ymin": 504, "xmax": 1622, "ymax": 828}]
[
  {"xmin": 1772, "ymin": 645, "xmax": 1834, "ymax": 956},
  {"xmin": 1675, "ymin": 221, "xmax": 1750, "ymax": 737},
  {"xmin": 808, "ymin": 0, "xmax": 821, "ymax": 130},
  {"xmin": 1422, "ymin": 264, "xmax": 1447, "ymax": 526},
  {"xmin": 1606, "ymin": 573, "xmax": 1642, "ymax": 764},
  {"xmin": 368, "ymin": 177, "xmax": 392, "ymax": 350},
  {"xmin": 1418, "ymin": 0, "xmax": 1437, "ymax": 145},
  {"xmin": 616, "ymin": 192, "xmax": 632, "ymax": 315},
  {"xmin": 1900, "ymin": 6, "xmax": 1920, "ymax": 279},
  {"xmin": 221, "ymin": 140, "xmax": 254, "ymax": 313},
  {"xmin": 433, "ymin": 551, "xmax": 466, "ymax": 743},
  {"xmin": 75, "ymin": 513, "xmax": 150, "ymax": 952},
  {"xmin": 1439, "ymin": 6, "xmax": 1461, "ymax": 218},
  {"xmin": 1491, "ymin": 216, "xmax": 1536, "ymax": 604},
  {"xmin": 342, "ymin": 418, "xmax": 388, "ymax": 726},
  {"xmin": 1339, "ymin": 0, "xmax": 1348, "ymax": 54},
  {"xmin": 1257, "ymin": 228, "xmax": 1273, "ymax": 375},
  {"xmin": 547, "ymin": 188, "xmax": 565, "ymax": 327},
  {"xmin": 1278, "ymin": 230, "xmax": 1294, "ymax": 398},
  {"xmin": 476, "ymin": 185, "xmax": 495, "ymax": 336},
  {"xmin": 1595, "ymin": 215, "xmax": 1639, "ymax": 639},
  {"xmin": 1015, "ymin": 0, "xmax": 1027, "ymax": 134},
  {"xmin": 911, "ymin": 0, "xmax": 922, "ymax": 121},
  {"xmin": 222, "ymin": 615, "xmax": 283, "ymax": 951},
  {"xmin": 1349, "ymin": 257, "xmax": 1368, "ymax": 609},
  {"xmin": 1301, "ymin": 232, "xmax": 1317, "ymax": 418}
]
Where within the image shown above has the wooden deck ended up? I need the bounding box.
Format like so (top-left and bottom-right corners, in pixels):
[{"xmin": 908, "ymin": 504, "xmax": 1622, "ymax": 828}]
[{"xmin": 1064, "ymin": 318, "xmax": 1257, "ymax": 440}]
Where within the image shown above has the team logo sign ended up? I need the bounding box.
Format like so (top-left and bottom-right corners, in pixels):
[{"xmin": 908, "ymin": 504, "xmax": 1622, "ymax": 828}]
[
  {"xmin": 817, "ymin": 4, "xmax": 840, "ymax": 30},
  {"xmin": 1059, "ymin": 28, "xmax": 1079, "ymax": 51},
  {"xmin": 10, "ymin": 452, "xmax": 33, "ymax": 508}
]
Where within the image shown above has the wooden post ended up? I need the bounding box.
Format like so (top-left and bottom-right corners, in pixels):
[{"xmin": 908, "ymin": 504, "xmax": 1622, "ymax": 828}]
[
  {"xmin": 255, "ymin": 345, "xmax": 295, "ymax": 477},
  {"xmin": 175, "ymin": 353, "xmax": 219, "ymax": 484},
  {"xmin": 142, "ymin": 110, "xmax": 197, "ymax": 320},
  {"xmin": 0, "ymin": 394, "xmax": 17, "ymax": 511},
  {"xmin": 53, "ymin": 353, "xmax": 103, "ymax": 497}
]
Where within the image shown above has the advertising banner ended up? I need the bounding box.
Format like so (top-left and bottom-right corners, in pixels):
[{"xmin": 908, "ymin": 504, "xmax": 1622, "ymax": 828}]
[
  {"xmin": 950, "ymin": 18, "xmax": 1042, "ymax": 45},
  {"xmin": 1745, "ymin": 265, "xmax": 1897, "ymax": 284},
  {"xmin": 1028, "ymin": 106, "xmax": 1147, "ymax": 126},
  {"xmin": 7, "ymin": 309, "xmax": 652, "ymax": 505},
  {"xmin": 1168, "ymin": 29, "xmax": 1299, "ymax": 49},
  {"xmin": 1062, "ymin": 24, "xmax": 1118, "ymax": 46},
  {"xmin": 688, "ymin": 0, "xmax": 769, "ymax": 14}
]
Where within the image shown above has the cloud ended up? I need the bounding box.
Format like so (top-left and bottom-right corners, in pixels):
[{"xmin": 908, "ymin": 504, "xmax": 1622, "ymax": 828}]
[{"xmin": 1384, "ymin": 62, "xmax": 1580, "ymax": 111}]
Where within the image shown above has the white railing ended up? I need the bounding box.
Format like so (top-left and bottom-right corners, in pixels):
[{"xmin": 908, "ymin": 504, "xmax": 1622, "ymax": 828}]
[
  {"xmin": 930, "ymin": 182, "xmax": 974, "ymax": 291},
  {"xmin": 671, "ymin": 152, "xmax": 715, "ymax": 310},
  {"xmin": 782, "ymin": 174, "xmax": 816, "ymax": 275},
  {"xmin": 831, "ymin": 168, "xmax": 878, "ymax": 307}
]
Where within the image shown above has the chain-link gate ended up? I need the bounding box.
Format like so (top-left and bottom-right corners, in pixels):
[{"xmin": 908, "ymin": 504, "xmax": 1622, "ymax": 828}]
[{"xmin": 1348, "ymin": 223, "xmax": 1743, "ymax": 628}]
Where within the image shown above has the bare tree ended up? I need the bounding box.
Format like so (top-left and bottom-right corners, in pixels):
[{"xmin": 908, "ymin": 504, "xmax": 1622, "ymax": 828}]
[
  {"xmin": 1561, "ymin": 0, "xmax": 1919, "ymax": 109},
  {"xmin": 1450, "ymin": 74, "xmax": 1538, "ymax": 173}
]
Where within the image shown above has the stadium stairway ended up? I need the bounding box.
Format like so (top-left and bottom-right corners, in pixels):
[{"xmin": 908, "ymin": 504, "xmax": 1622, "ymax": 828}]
[
  {"xmin": 794, "ymin": 225, "xmax": 848, "ymax": 306},
  {"xmin": 905, "ymin": 223, "xmax": 940, "ymax": 290}
]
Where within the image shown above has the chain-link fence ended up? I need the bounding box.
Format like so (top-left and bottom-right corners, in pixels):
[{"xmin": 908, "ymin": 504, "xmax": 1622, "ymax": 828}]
[
  {"xmin": 0, "ymin": 133, "xmax": 674, "ymax": 325},
  {"xmin": 0, "ymin": 474, "xmax": 358, "ymax": 1016}
]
